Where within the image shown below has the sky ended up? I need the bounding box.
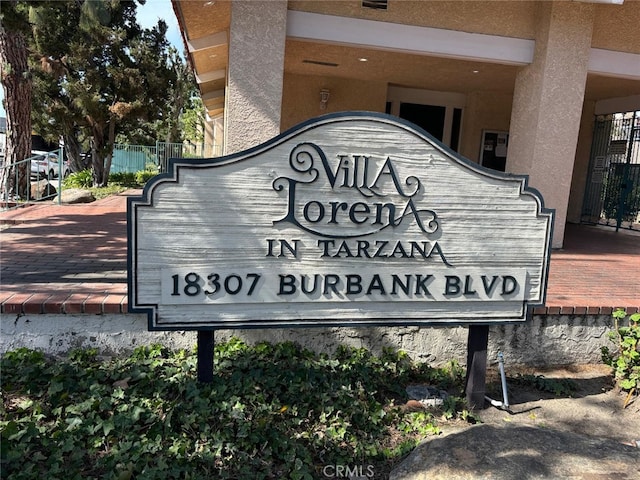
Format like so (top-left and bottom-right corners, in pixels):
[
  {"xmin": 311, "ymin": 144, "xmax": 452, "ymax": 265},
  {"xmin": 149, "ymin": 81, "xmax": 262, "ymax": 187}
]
[
  {"xmin": 0, "ymin": 0, "xmax": 183, "ymax": 118},
  {"xmin": 137, "ymin": 0, "xmax": 183, "ymax": 51}
]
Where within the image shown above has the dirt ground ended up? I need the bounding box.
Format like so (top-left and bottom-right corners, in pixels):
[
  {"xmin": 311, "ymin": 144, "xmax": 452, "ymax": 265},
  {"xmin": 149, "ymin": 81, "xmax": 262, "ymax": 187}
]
[
  {"xmin": 391, "ymin": 364, "xmax": 640, "ymax": 480},
  {"xmin": 478, "ymin": 364, "xmax": 640, "ymax": 445}
]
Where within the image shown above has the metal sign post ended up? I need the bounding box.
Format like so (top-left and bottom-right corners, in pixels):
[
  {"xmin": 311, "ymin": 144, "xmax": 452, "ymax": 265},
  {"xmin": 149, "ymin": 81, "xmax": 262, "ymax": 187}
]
[
  {"xmin": 197, "ymin": 330, "xmax": 215, "ymax": 383},
  {"xmin": 465, "ymin": 325, "xmax": 489, "ymax": 409}
]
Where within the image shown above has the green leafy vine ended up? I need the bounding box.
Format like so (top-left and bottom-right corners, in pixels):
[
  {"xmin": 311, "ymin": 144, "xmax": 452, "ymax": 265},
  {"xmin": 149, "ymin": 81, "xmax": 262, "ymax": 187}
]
[{"xmin": 601, "ymin": 309, "xmax": 640, "ymax": 408}]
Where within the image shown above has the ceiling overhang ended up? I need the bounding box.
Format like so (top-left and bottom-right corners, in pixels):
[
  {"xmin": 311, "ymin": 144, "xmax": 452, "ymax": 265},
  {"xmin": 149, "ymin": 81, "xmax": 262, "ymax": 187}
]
[
  {"xmin": 287, "ymin": 10, "xmax": 535, "ymax": 66},
  {"xmin": 172, "ymin": 1, "xmax": 639, "ymax": 122},
  {"xmin": 172, "ymin": 0, "xmax": 231, "ymax": 120}
]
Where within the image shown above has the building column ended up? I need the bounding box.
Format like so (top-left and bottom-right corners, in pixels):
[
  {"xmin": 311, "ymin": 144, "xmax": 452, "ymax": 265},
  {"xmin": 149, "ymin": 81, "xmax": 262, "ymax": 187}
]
[
  {"xmin": 567, "ymin": 100, "xmax": 597, "ymax": 224},
  {"xmin": 506, "ymin": 1, "xmax": 594, "ymax": 248},
  {"xmin": 224, "ymin": 0, "xmax": 287, "ymax": 155}
]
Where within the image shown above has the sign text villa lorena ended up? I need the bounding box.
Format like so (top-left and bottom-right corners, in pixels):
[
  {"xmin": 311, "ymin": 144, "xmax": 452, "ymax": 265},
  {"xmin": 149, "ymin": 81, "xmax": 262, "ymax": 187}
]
[{"xmin": 128, "ymin": 113, "xmax": 553, "ymax": 330}]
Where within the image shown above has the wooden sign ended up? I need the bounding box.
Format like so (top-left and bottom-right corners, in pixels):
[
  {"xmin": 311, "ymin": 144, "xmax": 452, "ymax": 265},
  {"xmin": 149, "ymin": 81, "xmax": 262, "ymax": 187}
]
[{"xmin": 128, "ymin": 112, "xmax": 553, "ymax": 330}]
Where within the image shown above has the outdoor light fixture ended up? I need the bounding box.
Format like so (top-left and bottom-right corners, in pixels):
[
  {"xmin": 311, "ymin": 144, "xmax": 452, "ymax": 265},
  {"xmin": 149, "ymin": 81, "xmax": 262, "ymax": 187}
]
[{"xmin": 320, "ymin": 89, "xmax": 330, "ymax": 110}]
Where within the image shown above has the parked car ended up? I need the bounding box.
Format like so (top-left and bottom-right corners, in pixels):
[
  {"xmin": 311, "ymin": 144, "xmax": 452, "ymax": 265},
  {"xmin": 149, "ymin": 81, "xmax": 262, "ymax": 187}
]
[{"xmin": 30, "ymin": 151, "xmax": 70, "ymax": 179}]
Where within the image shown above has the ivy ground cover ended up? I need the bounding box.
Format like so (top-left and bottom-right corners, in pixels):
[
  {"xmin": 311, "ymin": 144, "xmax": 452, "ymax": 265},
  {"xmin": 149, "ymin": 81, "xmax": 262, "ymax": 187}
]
[{"xmin": 1, "ymin": 339, "xmax": 473, "ymax": 479}]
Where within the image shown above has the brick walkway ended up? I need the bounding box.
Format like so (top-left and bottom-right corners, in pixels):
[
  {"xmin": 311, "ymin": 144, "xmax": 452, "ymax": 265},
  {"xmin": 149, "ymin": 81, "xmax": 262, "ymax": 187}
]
[
  {"xmin": 1, "ymin": 191, "xmax": 639, "ymax": 315},
  {"xmin": 0, "ymin": 193, "xmax": 134, "ymax": 315}
]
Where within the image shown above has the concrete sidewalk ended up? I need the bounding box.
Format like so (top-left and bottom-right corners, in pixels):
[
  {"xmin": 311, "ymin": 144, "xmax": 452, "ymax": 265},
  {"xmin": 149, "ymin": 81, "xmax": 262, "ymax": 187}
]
[{"xmin": 1, "ymin": 190, "xmax": 639, "ymax": 315}]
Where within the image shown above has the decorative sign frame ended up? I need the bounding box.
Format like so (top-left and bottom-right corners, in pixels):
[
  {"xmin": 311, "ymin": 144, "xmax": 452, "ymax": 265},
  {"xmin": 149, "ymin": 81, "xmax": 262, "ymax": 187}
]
[{"xmin": 128, "ymin": 112, "xmax": 553, "ymax": 331}]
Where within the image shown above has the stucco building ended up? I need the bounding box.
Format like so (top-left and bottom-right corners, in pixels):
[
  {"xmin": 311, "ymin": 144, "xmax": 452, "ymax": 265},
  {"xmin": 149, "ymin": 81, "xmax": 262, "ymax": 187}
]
[{"xmin": 172, "ymin": 0, "xmax": 640, "ymax": 248}]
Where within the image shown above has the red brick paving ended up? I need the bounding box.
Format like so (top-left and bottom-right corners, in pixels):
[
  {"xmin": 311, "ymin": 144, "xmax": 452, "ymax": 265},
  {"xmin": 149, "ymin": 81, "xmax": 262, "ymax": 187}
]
[
  {"xmin": 1, "ymin": 190, "xmax": 639, "ymax": 315},
  {"xmin": 1, "ymin": 192, "xmax": 133, "ymax": 314},
  {"xmin": 545, "ymin": 224, "xmax": 640, "ymax": 313}
]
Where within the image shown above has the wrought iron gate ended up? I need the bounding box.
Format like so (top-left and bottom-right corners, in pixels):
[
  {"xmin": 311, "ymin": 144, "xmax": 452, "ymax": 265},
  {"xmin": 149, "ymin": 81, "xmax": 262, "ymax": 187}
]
[{"xmin": 581, "ymin": 111, "xmax": 640, "ymax": 231}]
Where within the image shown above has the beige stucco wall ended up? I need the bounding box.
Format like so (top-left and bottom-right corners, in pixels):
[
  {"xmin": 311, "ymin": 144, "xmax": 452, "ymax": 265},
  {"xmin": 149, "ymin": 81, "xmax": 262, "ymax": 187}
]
[
  {"xmin": 281, "ymin": 73, "xmax": 388, "ymax": 131},
  {"xmin": 592, "ymin": 2, "xmax": 640, "ymax": 54},
  {"xmin": 288, "ymin": 0, "xmax": 537, "ymax": 39},
  {"xmin": 225, "ymin": 0, "xmax": 287, "ymax": 154},
  {"xmin": 280, "ymin": 67, "xmax": 603, "ymax": 249},
  {"xmin": 281, "ymin": 76, "xmax": 516, "ymax": 171},
  {"xmin": 508, "ymin": 1, "xmax": 594, "ymax": 248},
  {"xmin": 288, "ymin": 0, "xmax": 639, "ymax": 55},
  {"xmin": 462, "ymin": 92, "xmax": 595, "ymax": 229},
  {"xmin": 278, "ymin": 1, "xmax": 636, "ymax": 239},
  {"xmin": 459, "ymin": 91, "xmax": 513, "ymax": 163}
]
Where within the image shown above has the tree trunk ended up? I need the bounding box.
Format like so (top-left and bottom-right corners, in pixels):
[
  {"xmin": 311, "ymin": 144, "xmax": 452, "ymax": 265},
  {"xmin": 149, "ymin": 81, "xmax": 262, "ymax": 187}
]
[
  {"xmin": 0, "ymin": 25, "xmax": 32, "ymax": 200},
  {"xmin": 91, "ymin": 125, "xmax": 105, "ymax": 187},
  {"xmin": 164, "ymin": 83, "xmax": 182, "ymax": 144},
  {"xmin": 102, "ymin": 117, "xmax": 116, "ymax": 185},
  {"xmin": 63, "ymin": 132, "xmax": 83, "ymax": 173},
  {"xmin": 90, "ymin": 117, "xmax": 117, "ymax": 187}
]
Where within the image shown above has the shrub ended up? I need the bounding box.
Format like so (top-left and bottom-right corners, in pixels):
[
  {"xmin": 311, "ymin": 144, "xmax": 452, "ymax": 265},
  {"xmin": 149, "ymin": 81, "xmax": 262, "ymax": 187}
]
[
  {"xmin": 134, "ymin": 169, "xmax": 157, "ymax": 185},
  {"xmin": 63, "ymin": 162, "xmax": 158, "ymax": 191},
  {"xmin": 601, "ymin": 308, "xmax": 640, "ymax": 407},
  {"xmin": 62, "ymin": 169, "xmax": 92, "ymax": 189},
  {"xmin": 108, "ymin": 172, "xmax": 137, "ymax": 187}
]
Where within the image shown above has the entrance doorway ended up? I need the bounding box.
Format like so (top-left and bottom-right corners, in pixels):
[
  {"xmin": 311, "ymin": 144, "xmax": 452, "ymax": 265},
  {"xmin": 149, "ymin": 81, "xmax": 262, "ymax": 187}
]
[
  {"xmin": 386, "ymin": 87, "xmax": 464, "ymax": 152},
  {"xmin": 399, "ymin": 103, "xmax": 446, "ymax": 141}
]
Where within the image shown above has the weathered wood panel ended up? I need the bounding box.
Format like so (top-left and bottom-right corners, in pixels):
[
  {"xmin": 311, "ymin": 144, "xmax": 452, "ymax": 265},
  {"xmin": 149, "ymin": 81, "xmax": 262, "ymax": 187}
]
[{"xmin": 128, "ymin": 113, "xmax": 553, "ymax": 330}]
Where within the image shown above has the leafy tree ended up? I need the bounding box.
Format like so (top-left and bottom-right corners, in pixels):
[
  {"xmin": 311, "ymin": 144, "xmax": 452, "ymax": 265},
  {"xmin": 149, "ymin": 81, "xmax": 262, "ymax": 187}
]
[
  {"xmin": 29, "ymin": 2, "xmax": 88, "ymax": 173},
  {"xmin": 181, "ymin": 95, "xmax": 206, "ymax": 146},
  {"xmin": 3, "ymin": 0, "xmax": 195, "ymax": 189},
  {"xmin": 118, "ymin": 46, "xmax": 199, "ymax": 146},
  {"xmin": 30, "ymin": 0, "xmax": 177, "ymax": 186},
  {"xmin": 163, "ymin": 47, "xmax": 197, "ymax": 144}
]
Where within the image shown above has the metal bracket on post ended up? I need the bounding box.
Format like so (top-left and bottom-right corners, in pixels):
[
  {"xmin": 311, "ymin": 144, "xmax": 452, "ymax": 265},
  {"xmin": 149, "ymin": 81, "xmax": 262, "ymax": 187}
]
[
  {"xmin": 465, "ymin": 324, "xmax": 489, "ymax": 410},
  {"xmin": 197, "ymin": 330, "xmax": 215, "ymax": 383}
]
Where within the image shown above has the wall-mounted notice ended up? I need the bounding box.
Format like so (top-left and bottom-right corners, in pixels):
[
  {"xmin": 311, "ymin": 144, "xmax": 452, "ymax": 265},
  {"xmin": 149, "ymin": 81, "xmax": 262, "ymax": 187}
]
[
  {"xmin": 128, "ymin": 113, "xmax": 553, "ymax": 330},
  {"xmin": 480, "ymin": 130, "xmax": 509, "ymax": 172}
]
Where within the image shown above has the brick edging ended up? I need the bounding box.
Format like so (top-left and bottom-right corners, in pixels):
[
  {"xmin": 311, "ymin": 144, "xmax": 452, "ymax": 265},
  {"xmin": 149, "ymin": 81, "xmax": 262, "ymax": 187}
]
[
  {"xmin": 1, "ymin": 294, "xmax": 637, "ymax": 316},
  {"xmin": 532, "ymin": 306, "xmax": 639, "ymax": 315},
  {"xmin": 0, "ymin": 293, "xmax": 128, "ymax": 315}
]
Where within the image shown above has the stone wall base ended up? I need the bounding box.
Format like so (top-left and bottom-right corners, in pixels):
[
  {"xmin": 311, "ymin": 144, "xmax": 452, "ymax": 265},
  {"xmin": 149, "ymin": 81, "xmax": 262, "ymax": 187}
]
[{"xmin": 0, "ymin": 313, "xmax": 614, "ymax": 367}]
